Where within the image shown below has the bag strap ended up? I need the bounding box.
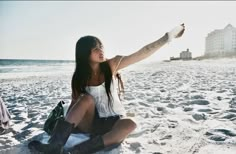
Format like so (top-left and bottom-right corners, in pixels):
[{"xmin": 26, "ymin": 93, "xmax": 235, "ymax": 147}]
[{"xmin": 113, "ymin": 56, "xmax": 124, "ymax": 75}]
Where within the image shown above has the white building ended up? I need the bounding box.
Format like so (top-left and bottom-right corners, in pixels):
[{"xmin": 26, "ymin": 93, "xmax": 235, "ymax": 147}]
[
  {"xmin": 180, "ymin": 48, "xmax": 192, "ymax": 60},
  {"xmin": 205, "ymin": 24, "xmax": 236, "ymax": 57}
]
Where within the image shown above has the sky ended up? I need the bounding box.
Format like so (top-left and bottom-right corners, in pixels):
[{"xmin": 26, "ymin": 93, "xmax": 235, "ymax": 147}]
[{"xmin": 1, "ymin": 1, "xmax": 236, "ymax": 63}]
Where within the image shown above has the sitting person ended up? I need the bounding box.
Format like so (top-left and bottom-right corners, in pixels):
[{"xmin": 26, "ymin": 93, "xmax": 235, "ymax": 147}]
[{"xmin": 28, "ymin": 24, "xmax": 185, "ymax": 154}]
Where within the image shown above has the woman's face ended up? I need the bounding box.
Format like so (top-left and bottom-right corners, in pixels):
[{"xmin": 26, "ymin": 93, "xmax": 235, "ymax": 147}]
[{"xmin": 89, "ymin": 43, "xmax": 105, "ymax": 63}]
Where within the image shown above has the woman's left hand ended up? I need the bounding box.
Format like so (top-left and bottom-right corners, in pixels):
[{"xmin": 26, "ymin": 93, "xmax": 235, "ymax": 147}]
[
  {"xmin": 167, "ymin": 23, "xmax": 185, "ymax": 42},
  {"xmin": 175, "ymin": 23, "xmax": 185, "ymax": 38}
]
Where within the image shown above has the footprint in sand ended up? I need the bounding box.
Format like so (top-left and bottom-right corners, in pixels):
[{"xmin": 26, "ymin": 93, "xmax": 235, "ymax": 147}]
[
  {"xmin": 205, "ymin": 128, "xmax": 236, "ymax": 142},
  {"xmin": 167, "ymin": 103, "xmax": 176, "ymax": 109},
  {"xmin": 28, "ymin": 111, "xmax": 40, "ymax": 118},
  {"xmin": 189, "ymin": 99, "xmax": 209, "ymax": 105},
  {"xmin": 216, "ymin": 89, "xmax": 227, "ymax": 93},
  {"xmin": 221, "ymin": 113, "xmax": 236, "ymax": 120},
  {"xmin": 197, "ymin": 109, "xmax": 212, "ymax": 113},
  {"xmin": 129, "ymin": 142, "xmax": 142, "ymax": 153},
  {"xmin": 156, "ymin": 107, "xmax": 168, "ymax": 114},
  {"xmin": 209, "ymin": 135, "xmax": 227, "ymax": 141},
  {"xmin": 198, "ymin": 108, "xmax": 220, "ymax": 115},
  {"xmin": 160, "ymin": 135, "xmax": 172, "ymax": 140},
  {"xmin": 214, "ymin": 129, "xmax": 236, "ymax": 136},
  {"xmin": 139, "ymin": 102, "xmax": 151, "ymax": 107},
  {"xmin": 191, "ymin": 95, "xmax": 205, "ymax": 100},
  {"xmin": 192, "ymin": 113, "xmax": 207, "ymax": 121},
  {"xmin": 21, "ymin": 123, "xmax": 34, "ymax": 130},
  {"xmin": 227, "ymin": 109, "xmax": 236, "ymax": 113},
  {"xmin": 229, "ymin": 97, "xmax": 236, "ymax": 108},
  {"xmin": 167, "ymin": 119, "xmax": 179, "ymax": 128},
  {"xmin": 14, "ymin": 129, "xmax": 34, "ymax": 141},
  {"xmin": 0, "ymin": 138, "xmax": 12, "ymax": 144},
  {"xmin": 217, "ymin": 96, "xmax": 222, "ymax": 101},
  {"xmin": 183, "ymin": 106, "xmax": 193, "ymax": 112},
  {"xmin": 151, "ymin": 124, "xmax": 160, "ymax": 133}
]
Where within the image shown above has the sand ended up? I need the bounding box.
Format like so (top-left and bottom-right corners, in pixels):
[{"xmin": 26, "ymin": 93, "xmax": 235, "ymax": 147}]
[{"xmin": 0, "ymin": 59, "xmax": 236, "ymax": 154}]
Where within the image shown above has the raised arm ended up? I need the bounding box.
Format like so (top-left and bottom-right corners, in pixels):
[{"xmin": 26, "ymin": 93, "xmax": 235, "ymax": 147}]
[{"xmin": 108, "ymin": 24, "xmax": 185, "ymax": 74}]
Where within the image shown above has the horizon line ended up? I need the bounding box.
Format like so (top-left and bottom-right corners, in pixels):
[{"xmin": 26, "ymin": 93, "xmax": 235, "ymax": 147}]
[{"xmin": 0, "ymin": 58, "xmax": 75, "ymax": 61}]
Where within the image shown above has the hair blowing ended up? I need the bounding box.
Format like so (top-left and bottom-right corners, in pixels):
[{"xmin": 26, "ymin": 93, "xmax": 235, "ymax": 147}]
[{"xmin": 71, "ymin": 36, "xmax": 114, "ymax": 108}]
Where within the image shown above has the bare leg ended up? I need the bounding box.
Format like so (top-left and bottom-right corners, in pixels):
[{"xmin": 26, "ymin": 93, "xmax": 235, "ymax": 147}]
[
  {"xmin": 65, "ymin": 115, "xmax": 136, "ymax": 154},
  {"xmin": 66, "ymin": 94, "xmax": 96, "ymax": 133},
  {"xmin": 66, "ymin": 96, "xmax": 136, "ymax": 146},
  {"xmin": 28, "ymin": 94, "xmax": 96, "ymax": 153},
  {"xmin": 102, "ymin": 118, "xmax": 137, "ymax": 146}
]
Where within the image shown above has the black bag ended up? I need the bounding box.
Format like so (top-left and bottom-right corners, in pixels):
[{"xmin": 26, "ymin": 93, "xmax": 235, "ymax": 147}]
[{"xmin": 43, "ymin": 101, "xmax": 65, "ymax": 135}]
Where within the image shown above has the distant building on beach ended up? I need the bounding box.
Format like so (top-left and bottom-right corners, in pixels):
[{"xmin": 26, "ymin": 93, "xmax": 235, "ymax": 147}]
[
  {"xmin": 170, "ymin": 57, "xmax": 180, "ymax": 61},
  {"xmin": 205, "ymin": 24, "xmax": 236, "ymax": 57},
  {"xmin": 180, "ymin": 48, "xmax": 192, "ymax": 60},
  {"xmin": 169, "ymin": 48, "xmax": 192, "ymax": 61}
]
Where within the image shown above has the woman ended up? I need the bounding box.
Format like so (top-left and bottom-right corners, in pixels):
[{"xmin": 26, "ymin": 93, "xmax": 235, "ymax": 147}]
[{"xmin": 29, "ymin": 24, "xmax": 185, "ymax": 154}]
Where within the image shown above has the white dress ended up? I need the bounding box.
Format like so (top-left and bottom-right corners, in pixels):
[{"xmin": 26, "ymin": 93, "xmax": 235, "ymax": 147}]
[{"xmin": 85, "ymin": 76, "xmax": 126, "ymax": 118}]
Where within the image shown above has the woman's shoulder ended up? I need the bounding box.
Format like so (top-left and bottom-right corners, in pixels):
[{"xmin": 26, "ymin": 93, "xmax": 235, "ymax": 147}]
[
  {"xmin": 107, "ymin": 55, "xmax": 123, "ymax": 64},
  {"xmin": 106, "ymin": 55, "xmax": 123, "ymax": 75}
]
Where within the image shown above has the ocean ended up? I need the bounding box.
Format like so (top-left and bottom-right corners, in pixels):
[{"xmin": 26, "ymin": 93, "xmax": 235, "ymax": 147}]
[{"xmin": 0, "ymin": 59, "xmax": 75, "ymax": 79}]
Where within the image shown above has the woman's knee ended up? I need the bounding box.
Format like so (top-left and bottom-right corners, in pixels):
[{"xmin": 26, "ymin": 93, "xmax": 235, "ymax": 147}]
[
  {"xmin": 120, "ymin": 119, "xmax": 137, "ymax": 132},
  {"xmin": 127, "ymin": 119, "xmax": 137, "ymax": 131},
  {"xmin": 75, "ymin": 94, "xmax": 95, "ymax": 109},
  {"xmin": 67, "ymin": 94, "xmax": 95, "ymax": 117},
  {"xmin": 66, "ymin": 94, "xmax": 95, "ymax": 126}
]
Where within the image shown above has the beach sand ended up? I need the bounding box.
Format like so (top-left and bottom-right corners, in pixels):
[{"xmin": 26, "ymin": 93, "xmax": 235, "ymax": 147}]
[{"xmin": 1, "ymin": 59, "xmax": 236, "ymax": 154}]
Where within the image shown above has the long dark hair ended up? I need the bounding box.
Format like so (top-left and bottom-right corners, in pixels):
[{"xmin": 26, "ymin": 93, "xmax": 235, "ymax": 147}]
[{"xmin": 71, "ymin": 36, "xmax": 114, "ymax": 107}]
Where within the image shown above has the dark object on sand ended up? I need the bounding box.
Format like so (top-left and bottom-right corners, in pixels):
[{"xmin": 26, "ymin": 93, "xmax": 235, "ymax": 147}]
[
  {"xmin": 44, "ymin": 101, "xmax": 65, "ymax": 135},
  {"xmin": 0, "ymin": 97, "xmax": 11, "ymax": 135}
]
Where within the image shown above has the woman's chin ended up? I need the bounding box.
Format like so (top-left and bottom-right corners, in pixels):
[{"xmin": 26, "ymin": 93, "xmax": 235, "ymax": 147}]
[{"xmin": 99, "ymin": 58, "xmax": 105, "ymax": 62}]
